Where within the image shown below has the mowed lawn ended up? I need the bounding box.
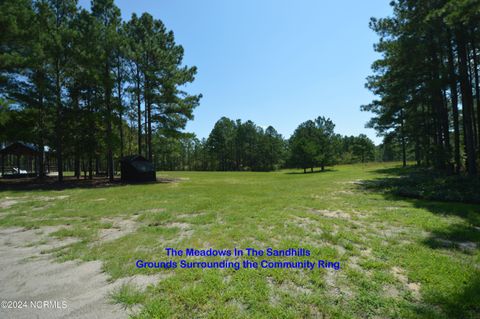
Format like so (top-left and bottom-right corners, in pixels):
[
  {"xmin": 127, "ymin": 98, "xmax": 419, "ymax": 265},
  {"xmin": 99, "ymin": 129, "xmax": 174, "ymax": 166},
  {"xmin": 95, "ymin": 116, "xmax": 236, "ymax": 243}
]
[{"xmin": 0, "ymin": 162, "xmax": 479, "ymax": 318}]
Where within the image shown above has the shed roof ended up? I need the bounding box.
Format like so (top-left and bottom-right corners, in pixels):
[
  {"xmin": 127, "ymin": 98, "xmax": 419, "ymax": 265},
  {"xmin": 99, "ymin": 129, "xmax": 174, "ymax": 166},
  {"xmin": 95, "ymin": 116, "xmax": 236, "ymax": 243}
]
[
  {"xmin": 120, "ymin": 155, "xmax": 148, "ymax": 163},
  {"xmin": 120, "ymin": 155, "xmax": 154, "ymax": 173}
]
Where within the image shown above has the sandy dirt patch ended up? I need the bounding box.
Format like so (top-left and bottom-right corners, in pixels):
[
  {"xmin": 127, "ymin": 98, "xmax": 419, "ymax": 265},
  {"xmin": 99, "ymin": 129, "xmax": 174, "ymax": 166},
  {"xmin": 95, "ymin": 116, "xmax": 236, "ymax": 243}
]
[
  {"xmin": 324, "ymin": 269, "xmax": 341, "ymax": 296},
  {"xmin": 279, "ymin": 280, "xmax": 312, "ymax": 295},
  {"xmin": 310, "ymin": 209, "xmax": 351, "ymax": 219},
  {"xmin": 383, "ymin": 284, "xmax": 401, "ymax": 298},
  {"xmin": 164, "ymin": 222, "xmax": 193, "ymax": 239},
  {"xmin": 35, "ymin": 195, "xmax": 70, "ymax": 201},
  {"xmin": 0, "ymin": 226, "xmax": 159, "ymax": 319},
  {"xmin": 0, "ymin": 199, "xmax": 20, "ymax": 209},
  {"xmin": 163, "ymin": 222, "xmax": 190, "ymax": 230},
  {"xmin": 97, "ymin": 217, "xmax": 139, "ymax": 243},
  {"xmin": 391, "ymin": 266, "xmax": 421, "ymax": 299},
  {"xmin": 176, "ymin": 212, "xmax": 206, "ymax": 219},
  {"xmin": 1, "ymin": 195, "xmax": 69, "ymax": 210},
  {"xmin": 142, "ymin": 208, "xmax": 165, "ymax": 214}
]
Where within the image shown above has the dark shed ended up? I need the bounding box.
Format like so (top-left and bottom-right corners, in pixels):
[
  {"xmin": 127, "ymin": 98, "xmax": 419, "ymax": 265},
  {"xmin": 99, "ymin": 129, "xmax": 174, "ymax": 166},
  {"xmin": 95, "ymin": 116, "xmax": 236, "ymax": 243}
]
[{"xmin": 120, "ymin": 155, "xmax": 156, "ymax": 182}]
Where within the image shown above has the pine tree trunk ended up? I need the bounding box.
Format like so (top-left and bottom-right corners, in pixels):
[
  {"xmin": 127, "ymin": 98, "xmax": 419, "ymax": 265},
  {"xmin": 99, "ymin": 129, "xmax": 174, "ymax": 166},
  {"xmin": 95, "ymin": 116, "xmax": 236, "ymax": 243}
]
[
  {"xmin": 117, "ymin": 67, "xmax": 124, "ymax": 159},
  {"xmin": 74, "ymin": 152, "xmax": 80, "ymax": 179},
  {"xmin": 87, "ymin": 90, "xmax": 96, "ymax": 180},
  {"xmin": 144, "ymin": 104, "xmax": 148, "ymax": 159},
  {"xmin": 88, "ymin": 156, "xmax": 93, "ymax": 180},
  {"xmin": 429, "ymin": 41, "xmax": 449, "ymax": 170},
  {"xmin": 73, "ymin": 89, "xmax": 80, "ymax": 179},
  {"xmin": 39, "ymin": 145, "xmax": 45, "ymax": 179},
  {"xmin": 145, "ymin": 76, "xmax": 152, "ymax": 162},
  {"xmin": 38, "ymin": 93, "xmax": 46, "ymax": 179},
  {"xmin": 470, "ymin": 34, "xmax": 480, "ymax": 150},
  {"xmin": 147, "ymin": 100, "xmax": 152, "ymax": 161},
  {"xmin": 415, "ymin": 135, "xmax": 421, "ymax": 166},
  {"xmin": 136, "ymin": 66, "xmax": 142, "ymax": 156},
  {"xmin": 441, "ymin": 89, "xmax": 452, "ymax": 173},
  {"xmin": 456, "ymin": 31, "xmax": 477, "ymax": 176},
  {"xmin": 421, "ymin": 105, "xmax": 430, "ymax": 166},
  {"xmin": 105, "ymin": 62, "xmax": 114, "ymax": 182},
  {"xmin": 400, "ymin": 109, "xmax": 407, "ymax": 167},
  {"xmin": 448, "ymin": 39, "xmax": 461, "ymax": 174},
  {"xmin": 119, "ymin": 113, "xmax": 124, "ymax": 158},
  {"xmin": 55, "ymin": 62, "xmax": 63, "ymax": 182},
  {"xmin": 469, "ymin": 47, "xmax": 478, "ymax": 149}
]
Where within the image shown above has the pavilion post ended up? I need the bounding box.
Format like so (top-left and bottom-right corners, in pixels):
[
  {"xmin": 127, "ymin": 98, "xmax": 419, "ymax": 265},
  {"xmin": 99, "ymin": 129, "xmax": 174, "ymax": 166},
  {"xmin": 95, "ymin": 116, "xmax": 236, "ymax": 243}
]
[{"xmin": 34, "ymin": 154, "xmax": 38, "ymax": 176}]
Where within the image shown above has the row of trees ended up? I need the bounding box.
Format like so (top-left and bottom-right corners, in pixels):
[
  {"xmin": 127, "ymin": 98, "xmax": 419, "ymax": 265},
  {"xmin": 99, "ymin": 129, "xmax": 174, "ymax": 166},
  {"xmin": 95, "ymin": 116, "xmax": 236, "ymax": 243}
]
[
  {"xmin": 205, "ymin": 118, "xmax": 285, "ymax": 171},
  {"xmin": 363, "ymin": 0, "xmax": 480, "ymax": 176},
  {"xmin": 289, "ymin": 117, "xmax": 375, "ymax": 172},
  {"xmin": 150, "ymin": 116, "xmax": 376, "ymax": 173},
  {"xmin": 151, "ymin": 118, "xmax": 286, "ymax": 172},
  {"xmin": 0, "ymin": 0, "xmax": 201, "ymax": 181}
]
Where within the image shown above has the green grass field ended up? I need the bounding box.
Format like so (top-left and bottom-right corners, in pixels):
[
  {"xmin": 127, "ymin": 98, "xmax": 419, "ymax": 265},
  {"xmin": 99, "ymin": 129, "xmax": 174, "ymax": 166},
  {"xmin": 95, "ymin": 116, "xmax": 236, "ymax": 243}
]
[{"xmin": 1, "ymin": 162, "xmax": 479, "ymax": 318}]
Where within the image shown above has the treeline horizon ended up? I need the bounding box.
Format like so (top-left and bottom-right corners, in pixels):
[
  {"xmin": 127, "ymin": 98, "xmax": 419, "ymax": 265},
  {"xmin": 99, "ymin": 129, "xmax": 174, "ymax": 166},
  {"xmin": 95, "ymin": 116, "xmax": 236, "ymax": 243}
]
[
  {"xmin": 0, "ymin": 110, "xmax": 383, "ymax": 173},
  {"xmin": 153, "ymin": 116, "xmax": 378, "ymax": 173},
  {"xmin": 364, "ymin": 0, "xmax": 480, "ymax": 176}
]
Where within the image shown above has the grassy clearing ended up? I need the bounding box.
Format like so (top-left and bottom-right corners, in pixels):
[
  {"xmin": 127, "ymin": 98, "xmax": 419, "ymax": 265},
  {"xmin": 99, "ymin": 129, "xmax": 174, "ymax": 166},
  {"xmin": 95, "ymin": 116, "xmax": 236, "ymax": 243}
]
[{"xmin": 0, "ymin": 162, "xmax": 479, "ymax": 318}]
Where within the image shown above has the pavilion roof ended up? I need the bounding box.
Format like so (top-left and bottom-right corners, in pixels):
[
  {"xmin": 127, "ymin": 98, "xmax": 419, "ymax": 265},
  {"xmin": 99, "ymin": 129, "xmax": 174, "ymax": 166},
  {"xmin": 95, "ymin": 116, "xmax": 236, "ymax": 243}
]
[{"xmin": 0, "ymin": 142, "xmax": 41, "ymax": 156}]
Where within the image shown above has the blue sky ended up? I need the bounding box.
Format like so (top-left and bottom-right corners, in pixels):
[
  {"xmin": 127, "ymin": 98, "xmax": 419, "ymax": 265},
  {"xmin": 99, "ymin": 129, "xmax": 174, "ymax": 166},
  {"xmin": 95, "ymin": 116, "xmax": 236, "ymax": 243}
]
[{"xmin": 80, "ymin": 0, "xmax": 392, "ymax": 144}]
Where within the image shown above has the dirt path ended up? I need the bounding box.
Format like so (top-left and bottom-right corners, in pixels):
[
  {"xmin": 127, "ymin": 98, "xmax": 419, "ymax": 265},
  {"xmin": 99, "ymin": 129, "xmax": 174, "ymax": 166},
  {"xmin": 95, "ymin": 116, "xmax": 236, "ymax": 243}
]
[{"xmin": 0, "ymin": 226, "xmax": 156, "ymax": 319}]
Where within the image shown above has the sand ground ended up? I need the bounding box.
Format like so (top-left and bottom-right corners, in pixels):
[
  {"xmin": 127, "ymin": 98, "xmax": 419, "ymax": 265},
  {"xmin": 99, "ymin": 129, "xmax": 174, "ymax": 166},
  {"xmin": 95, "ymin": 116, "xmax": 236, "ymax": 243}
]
[{"xmin": 0, "ymin": 226, "xmax": 157, "ymax": 319}]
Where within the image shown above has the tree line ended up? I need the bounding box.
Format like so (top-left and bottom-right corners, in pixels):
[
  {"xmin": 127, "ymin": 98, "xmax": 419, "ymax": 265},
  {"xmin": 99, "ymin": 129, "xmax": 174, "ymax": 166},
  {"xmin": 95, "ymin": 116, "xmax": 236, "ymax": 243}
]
[
  {"xmin": 152, "ymin": 116, "xmax": 376, "ymax": 173},
  {"xmin": 0, "ymin": 0, "xmax": 201, "ymax": 181},
  {"xmin": 363, "ymin": 0, "xmax": 480, "ymax": 176}
]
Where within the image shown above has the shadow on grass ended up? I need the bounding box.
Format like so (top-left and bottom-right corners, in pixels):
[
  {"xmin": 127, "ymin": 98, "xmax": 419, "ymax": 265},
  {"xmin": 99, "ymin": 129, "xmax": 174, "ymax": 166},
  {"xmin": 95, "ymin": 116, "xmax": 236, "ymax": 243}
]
[
  {"xmin": 440, "ymin": 276, "xmax": 480, "ymax": 319},
  {"xmin": 359, "ymin": 165, "xmax": 480, "ymax": 318},
  {"xmin": 285, "ymin": 168, "xmax": 336, "ymax": 175},
  {"xmin": 415, "ymin": 202, "xmax": 480, "ymax": 259},
  {"xmin": 375, "ymin": 193, "xmax": 480, "ymax": 254},
  {"xmin": 0, "ymin": 176, "xmax": 176, "ymax": 192},
  {"xmin": 361, "ymin": 166, "xmax": 480, "ymax": 204},
  {"xmin": 359, "ymin": 166, "xmax": 480, "ymax": 248},
  {"xmin": 414, "ymin": 276, "xmax": 480, "ymax": 319},
  {"xmin": 423, "ymin": 222, "xmax": 480, "ymax": 253}
]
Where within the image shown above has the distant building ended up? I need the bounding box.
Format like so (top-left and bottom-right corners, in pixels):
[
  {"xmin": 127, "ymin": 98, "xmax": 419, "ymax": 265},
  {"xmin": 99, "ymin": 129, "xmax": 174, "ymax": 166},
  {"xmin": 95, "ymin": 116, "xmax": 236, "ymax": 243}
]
[{"xmin": 0, "ymin": 142, "xmax": 47, "ymax": 177}]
